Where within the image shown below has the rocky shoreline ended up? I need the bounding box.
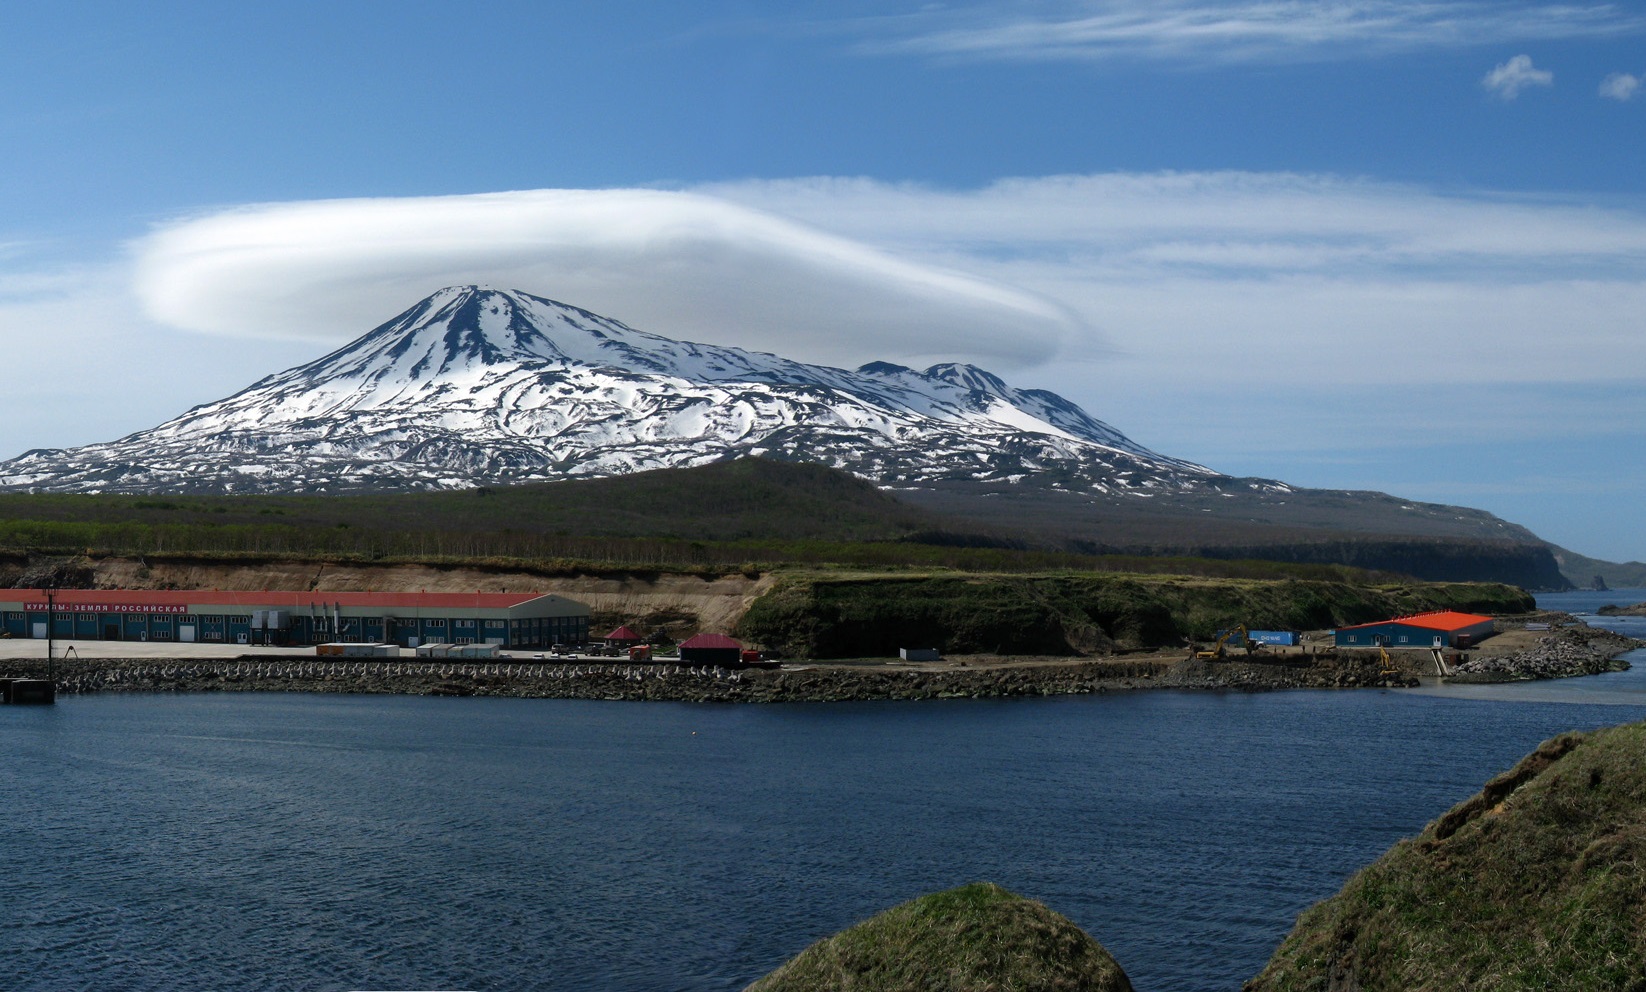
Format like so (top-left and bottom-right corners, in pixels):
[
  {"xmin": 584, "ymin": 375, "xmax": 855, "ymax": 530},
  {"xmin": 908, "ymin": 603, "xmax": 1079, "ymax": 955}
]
[
  {"xmin": 0, "ymin": 654, "xmax": 1419, "ymax": 703},
  {"xmin": 5, "ymin": 623, "xmax": 1635, "ymax": 703},
  {"xmin": 1447, "ymin": 625, "xmax": 1639, "ymax": 682}
]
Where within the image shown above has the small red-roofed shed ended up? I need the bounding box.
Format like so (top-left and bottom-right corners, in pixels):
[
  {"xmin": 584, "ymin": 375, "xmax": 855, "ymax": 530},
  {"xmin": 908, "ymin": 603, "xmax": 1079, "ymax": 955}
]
[
  {"xmin": 604, "ymin": 625, "xmax": 644, "ymax": 645},
  {"xmin": 678, "ymin": 633, "xmax": 743, "ymax": 666}
]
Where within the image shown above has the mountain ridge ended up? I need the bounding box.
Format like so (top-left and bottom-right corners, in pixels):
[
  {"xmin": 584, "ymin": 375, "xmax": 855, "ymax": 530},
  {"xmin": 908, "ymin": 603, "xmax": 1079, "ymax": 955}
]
[
  {"xmin": 0, "ymin": 286, "xmax": 1216, "ymax": 495},
  {"xmin": 0, "ymin": 286, "xmax": 1578, "ymax": 586}
]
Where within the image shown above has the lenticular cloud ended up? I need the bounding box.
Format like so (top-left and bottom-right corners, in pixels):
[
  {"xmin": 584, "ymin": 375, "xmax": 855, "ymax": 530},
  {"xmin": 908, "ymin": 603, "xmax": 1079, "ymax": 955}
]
[{"xmin": 131, "ymin": 188, "xmax": 1073, "ymax": 369}]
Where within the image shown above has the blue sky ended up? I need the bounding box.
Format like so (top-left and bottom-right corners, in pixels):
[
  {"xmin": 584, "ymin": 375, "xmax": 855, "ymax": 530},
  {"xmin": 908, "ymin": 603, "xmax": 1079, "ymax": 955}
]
[{"xmin": 4, "ymin": 1, "xmax": 1646, "ymax": 561}]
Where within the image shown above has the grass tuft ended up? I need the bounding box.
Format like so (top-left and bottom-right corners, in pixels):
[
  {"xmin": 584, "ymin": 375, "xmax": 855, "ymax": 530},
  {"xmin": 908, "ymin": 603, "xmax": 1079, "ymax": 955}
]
[
  {"xmin": 1247, "ymin": 721, "xmax": 1646, "ymax": 992},
  {"xmin": 744, "ymin": 882, "xmax": 1133, "ymax": 992}
]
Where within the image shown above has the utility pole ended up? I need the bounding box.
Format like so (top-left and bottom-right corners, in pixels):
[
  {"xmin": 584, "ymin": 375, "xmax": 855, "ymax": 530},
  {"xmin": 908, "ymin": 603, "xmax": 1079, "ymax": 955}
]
[{"xmin": 45, "ymin": 584, "xmax": 55, "ymax": 682}]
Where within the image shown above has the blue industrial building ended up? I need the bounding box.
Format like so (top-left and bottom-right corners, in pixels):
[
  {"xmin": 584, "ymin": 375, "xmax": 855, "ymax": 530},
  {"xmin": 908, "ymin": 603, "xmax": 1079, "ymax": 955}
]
[
  {"xmin": 1334, "ymin": 611, "xmax": 1496, "ymax": 649},
  {"xmin": 0, "ymin": 589, "xmax": 589, "ymax": 649}
]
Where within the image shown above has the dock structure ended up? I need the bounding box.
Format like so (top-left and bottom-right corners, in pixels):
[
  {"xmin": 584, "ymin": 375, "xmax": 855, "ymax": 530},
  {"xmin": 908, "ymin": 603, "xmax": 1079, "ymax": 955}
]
[
  {"xmin": 1, "ymin": 678, "xmax": 56, "ymax": 704},
  {"xmin": 0, "ymin": 589, "xmax": 590, "ymax": 650}
]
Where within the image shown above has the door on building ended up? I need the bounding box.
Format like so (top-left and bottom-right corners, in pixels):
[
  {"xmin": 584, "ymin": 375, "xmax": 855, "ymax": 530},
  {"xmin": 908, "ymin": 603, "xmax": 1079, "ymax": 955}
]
[
  {"xmin": 104, "ymin": 624, "xmax": 120, "ymax": 640},
  {"xmin": 180, "ymin": 625, "xmax": 196, "ymax": 643},
  {"xmin": 31, "ymin": 622, "xmax": 45, "ymax": 638}
]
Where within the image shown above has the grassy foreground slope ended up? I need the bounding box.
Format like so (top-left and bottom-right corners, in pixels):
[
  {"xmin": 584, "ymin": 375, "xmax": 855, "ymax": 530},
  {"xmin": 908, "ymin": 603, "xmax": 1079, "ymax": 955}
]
[
  {"xmin": 736, "ymin": 573, "xmax": 1535, "ymax": 658},
  {"xmin": 1247, "ymin": 722, "xmax": 1646, "ymax": 992},
  {"xmin": 745, "ymin": 883, "xmax": 1133, "ymax": 992}
]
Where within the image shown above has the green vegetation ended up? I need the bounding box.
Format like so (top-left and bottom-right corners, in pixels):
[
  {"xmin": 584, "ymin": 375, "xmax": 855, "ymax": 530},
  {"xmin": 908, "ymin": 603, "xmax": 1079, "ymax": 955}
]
[
  {"xmin": 1248, "ymin": 721, "xmax": 1646, "ymax": 992},
  {"xmin": 0, "ymin": 460, "xmax": 1423, "ymax": 582},
  {"xmin": 735, "ymin": 573, "xmax": 1535, "ymax": 658},
  {"xmin": 745, "ymin": 882, "xmax": 1133, "ymax": 992},
  {"xmin": 904, "ymin": 484, "xmax": 1568, "ymax": 589},
  {"xmin": 0, "ymin": 459, "xmax": 1567, "ymax": 585},
  {"xmin": 0, "ymin": 460, "xmax": 929, "ymax": 552}
]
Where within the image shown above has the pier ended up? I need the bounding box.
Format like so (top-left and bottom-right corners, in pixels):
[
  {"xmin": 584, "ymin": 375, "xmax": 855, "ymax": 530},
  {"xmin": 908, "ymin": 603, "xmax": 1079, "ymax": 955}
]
[{"xmin": 1, "ymin": 677, "xmax": 56, "ymax": 704}]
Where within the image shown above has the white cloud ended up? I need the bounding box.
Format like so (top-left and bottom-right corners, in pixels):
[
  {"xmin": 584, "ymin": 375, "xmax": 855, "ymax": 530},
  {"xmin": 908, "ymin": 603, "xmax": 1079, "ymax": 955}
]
[
  {"xmin": 0, "ymin": 262, "xmax": 311, "ymax": 458},
  {"xmin": 126, "ymin": 172, "xmax": 1646, "ymax": 400},
  {"xmin": 700, "ymin": 173, "xmax": 1646, "ymax": 390},
  {"xmin": 1482, "ymin": 53, "xmax": 1553, "ymax": 98},
  {"xmin": 131, "ymin": 189, "xmax": 1074, "ymax": 369},
  {"xmin": 1601, "ymin": 71, "xmax": 1642, "ymax": 99},
  {"xmin": 853, "ymin": 1, "xmax": 1640, "ymax": 65}
]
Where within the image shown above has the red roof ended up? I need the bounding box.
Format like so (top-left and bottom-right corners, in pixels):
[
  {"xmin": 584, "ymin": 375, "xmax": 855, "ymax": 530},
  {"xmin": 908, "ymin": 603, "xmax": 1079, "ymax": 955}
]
[
  {"xmin": 605, "ymin": 625, "xmax": 643, "ymax": 641},
  {"xmin": 1339, "ymin": 611, "xmax": 1494, "ymax": 633},
  {"xmin": 679, "ymin": 633, "xmax": 742, "ymax": 650},
  {"xmin": 0, "ymin": 588, "xmax": 555, "ymax": 610}
]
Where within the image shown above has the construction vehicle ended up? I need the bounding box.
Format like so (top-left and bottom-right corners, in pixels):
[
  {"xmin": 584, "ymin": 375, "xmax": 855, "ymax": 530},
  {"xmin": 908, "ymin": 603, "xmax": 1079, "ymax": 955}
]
[
  {"xmin": 1193, "ymin": 625, "xmax": 1260, "ymax": 660},
  {"xmin": 1378, "ymin": 642, "xmax": 1401, "ymax": 679}
]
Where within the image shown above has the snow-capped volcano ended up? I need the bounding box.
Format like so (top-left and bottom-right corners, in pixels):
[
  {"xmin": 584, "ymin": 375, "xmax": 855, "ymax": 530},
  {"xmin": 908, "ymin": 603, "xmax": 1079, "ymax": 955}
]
[{"xmin": 0, "ymin": 286, "xmax": 1225, "ymax": 494}]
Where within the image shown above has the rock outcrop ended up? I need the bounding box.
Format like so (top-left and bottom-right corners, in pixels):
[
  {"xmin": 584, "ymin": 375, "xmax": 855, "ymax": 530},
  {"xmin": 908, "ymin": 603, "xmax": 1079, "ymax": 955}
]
[{"xmin": 1449, "ymin": 626, "xmax": 1638, "ymax": 681}]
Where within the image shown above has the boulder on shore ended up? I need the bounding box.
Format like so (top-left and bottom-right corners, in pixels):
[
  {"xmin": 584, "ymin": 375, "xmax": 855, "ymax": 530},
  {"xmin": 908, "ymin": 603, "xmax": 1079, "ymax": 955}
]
[
  {"xmin": 744, "ymin": 882, "xmax": 1133, "ymax": 992},
  {"xmin": 1246, "ymin": 721, "xmax": 1646, "ymax": 992}
]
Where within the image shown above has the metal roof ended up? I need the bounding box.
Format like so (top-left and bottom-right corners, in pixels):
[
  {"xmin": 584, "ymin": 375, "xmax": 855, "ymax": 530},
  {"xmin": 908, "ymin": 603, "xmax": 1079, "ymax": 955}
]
[
  {"xmin": 1337, "ymin": 610, "xmax": 1494, "ymax": 633},
  {"xmin": 678, "ymin": 633, "xmax": 743, "ymax": 649},
  {"xmin": 2, "ymin": 589, "xmax": 556, "ymax": 610}
]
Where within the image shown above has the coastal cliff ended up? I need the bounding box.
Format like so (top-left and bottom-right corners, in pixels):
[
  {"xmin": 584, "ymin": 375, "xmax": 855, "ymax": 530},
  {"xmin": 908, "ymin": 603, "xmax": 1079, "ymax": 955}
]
[{"xmin": 735, "ymin": 574, "xmax": 1535, "ymax": 658}]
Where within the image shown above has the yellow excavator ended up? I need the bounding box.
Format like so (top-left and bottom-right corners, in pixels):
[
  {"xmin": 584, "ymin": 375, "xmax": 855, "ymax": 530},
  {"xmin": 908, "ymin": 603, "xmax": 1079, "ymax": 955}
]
[
  {"xmin": 1193, "ymin": 625, "xmax": 1258, "ymax": 660},
  {"xmin": 1377, "ymin": 641, "xmax": 1401, "ymax": 679}
]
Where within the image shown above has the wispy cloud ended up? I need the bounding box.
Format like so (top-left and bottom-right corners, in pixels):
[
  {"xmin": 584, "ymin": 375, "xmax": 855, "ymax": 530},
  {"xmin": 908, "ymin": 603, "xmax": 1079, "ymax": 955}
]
[
  {"xmin": 127, "ymin": 173, "xmax": 1646, "ymax": 398},
  {"xmin": 1483, "ymin": 53, "xmax": 1554, "ymax": 98},
  {"xmin": 852, "ymin": 1, "xmax": 1641, "ymax": 65},
  {"xmin": 701, "ymin": 172, "xmax": 1646, "ymax": 390},
  {"xmin": 1601, "ymin": 70, "xmax": 1642, "ymax": 99}
]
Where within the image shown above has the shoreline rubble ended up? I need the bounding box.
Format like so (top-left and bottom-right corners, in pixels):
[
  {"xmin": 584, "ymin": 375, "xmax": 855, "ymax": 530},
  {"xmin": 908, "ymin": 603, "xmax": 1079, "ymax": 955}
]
[{"xmin": 4, "ymin": 622, "xmax": 1636, "ymax": 703}]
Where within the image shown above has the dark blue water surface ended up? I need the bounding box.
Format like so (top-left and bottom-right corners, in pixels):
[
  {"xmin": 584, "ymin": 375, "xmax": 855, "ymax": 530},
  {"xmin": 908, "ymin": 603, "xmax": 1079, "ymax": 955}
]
[{"xmin": 3, "ymin": 588, "xmax": 1645, "ymax": 992}]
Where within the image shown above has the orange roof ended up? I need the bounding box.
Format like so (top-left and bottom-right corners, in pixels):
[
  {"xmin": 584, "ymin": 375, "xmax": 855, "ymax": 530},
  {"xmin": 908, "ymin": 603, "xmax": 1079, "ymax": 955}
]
[
  {"xmin": 3, "ymin": 589, "xmax": 553, "ymax": 610},
  {"xmin": 1339, "ymin": 610, "xmax": 1494, "ymax": 633}
]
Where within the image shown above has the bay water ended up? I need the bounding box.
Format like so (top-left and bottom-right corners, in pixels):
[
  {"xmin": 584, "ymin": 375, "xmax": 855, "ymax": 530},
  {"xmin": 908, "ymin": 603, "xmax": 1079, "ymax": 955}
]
[{"xmin": 4, "ymin": 588, "xmax": 1645, "ymax": 992}]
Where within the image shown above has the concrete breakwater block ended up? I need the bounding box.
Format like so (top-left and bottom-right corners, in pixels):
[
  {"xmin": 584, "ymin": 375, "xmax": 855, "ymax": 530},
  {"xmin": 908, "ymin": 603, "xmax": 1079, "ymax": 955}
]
[{"xmin": 2, "ymin": 678, "xmax": 56, "ymax": 704}]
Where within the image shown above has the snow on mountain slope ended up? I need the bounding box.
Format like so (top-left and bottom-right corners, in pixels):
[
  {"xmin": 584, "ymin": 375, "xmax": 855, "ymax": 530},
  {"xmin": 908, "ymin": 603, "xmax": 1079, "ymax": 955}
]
[{"xmin": 0, "ymin": 286, "xmax": 1228, "ymax": 495}]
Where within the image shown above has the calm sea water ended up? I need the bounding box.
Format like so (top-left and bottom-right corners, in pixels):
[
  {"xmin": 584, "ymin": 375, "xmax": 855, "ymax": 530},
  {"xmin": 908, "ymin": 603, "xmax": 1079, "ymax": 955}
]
[{"xmin": 3, "ymin": 587, "xmax": 1644, "ymax": 992}]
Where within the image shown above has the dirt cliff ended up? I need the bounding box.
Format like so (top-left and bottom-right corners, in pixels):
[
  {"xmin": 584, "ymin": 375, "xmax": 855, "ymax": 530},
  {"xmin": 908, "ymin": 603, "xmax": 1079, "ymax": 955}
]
[{"xmin": 0, "ymin": 554, "xmax": 774, "ymax": 636}]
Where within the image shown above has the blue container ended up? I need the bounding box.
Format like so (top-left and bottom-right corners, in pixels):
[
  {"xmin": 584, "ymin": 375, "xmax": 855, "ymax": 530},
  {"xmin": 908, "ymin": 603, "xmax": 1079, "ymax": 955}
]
[{"xmin": 1247, "ymin": 630, "xmax": 1301, "ymax": 646}]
